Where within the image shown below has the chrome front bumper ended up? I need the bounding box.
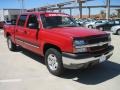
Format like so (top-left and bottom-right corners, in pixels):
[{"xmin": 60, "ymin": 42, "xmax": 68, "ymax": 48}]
[{"xmin": 62, "ymin": 46, "xmax": 114, "ymax": 69}]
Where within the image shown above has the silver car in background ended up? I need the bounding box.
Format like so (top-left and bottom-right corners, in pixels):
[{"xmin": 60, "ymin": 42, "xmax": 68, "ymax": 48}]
[
  {"xmin": 111, "ymin": 25, "xmax": 120, "ymax": 35},
  {"xmin": 84, "ymin": 20, "xmax": 107, "ymax": 29}
]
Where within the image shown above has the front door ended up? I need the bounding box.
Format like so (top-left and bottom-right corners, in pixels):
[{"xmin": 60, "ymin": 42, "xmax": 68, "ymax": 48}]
[{"xmin": 24, "ymin": 14, "xmax": 40, "ymax": 53}]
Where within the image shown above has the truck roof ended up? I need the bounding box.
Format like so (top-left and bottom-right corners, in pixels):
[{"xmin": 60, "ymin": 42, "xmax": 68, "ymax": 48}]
[{"xmin": 21, "ymin": 12, "xmax": 69, "ymax": 16}]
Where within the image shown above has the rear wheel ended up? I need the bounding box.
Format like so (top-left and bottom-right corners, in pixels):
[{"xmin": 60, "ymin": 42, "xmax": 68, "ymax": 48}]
[
  {"xmin": 7, "ymin": 36, "xmax": 16, "ymax": 51},
  {"xmin": 117, "ymin": 29, "xmax": 120, "ymax": 35},
  {"xmin": 45, "ymin": 48, "xmax": 64, "ymax": 76}
]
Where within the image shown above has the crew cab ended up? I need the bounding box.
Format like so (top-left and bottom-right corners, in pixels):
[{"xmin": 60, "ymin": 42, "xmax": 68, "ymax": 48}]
[{"xmin": 4, "ymin": 12, "xmax": 114, "ymax": 76}]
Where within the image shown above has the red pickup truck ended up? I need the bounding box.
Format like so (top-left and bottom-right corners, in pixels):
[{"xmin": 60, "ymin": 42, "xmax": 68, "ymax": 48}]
[{"xmin": 4, "ymin": 12, "xmax": 114, "ymax": 76}]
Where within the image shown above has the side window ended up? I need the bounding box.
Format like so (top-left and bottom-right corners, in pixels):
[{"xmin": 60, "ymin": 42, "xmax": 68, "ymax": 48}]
[
  {"xmin": 18, "ymin": 15, "xmax": 27, "ymax": 26},
  {"xmin": 27, "ymin": 14, "xmax": 39, "ymax": 29},
  {"xmin": 115, "ymin": 21, "xmax": 120, "ymax": 24},
  {"xmin": 109, "ymin": 21, "xmax": 114, "ymax": 24},
  {"xmin": 97, "ymin": 21, "xmax": 102, "ymax": 23},
  {"xmin": 40, "ymin": 14, "xmax": 46, "ymax": 28}
]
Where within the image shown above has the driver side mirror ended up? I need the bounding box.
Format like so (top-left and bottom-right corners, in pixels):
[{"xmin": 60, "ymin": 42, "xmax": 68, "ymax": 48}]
[{"xmin": 28, "ymin": 23, "xmax": 39, "ymax": 29}]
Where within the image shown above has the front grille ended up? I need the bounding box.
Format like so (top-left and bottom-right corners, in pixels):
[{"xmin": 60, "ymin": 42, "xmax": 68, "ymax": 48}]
[
  {"xmin": 86, "ymin": 34, "xmax": 110, "ymax": 44},
  {"xmin": 85, "ymin": 34, "xmax": 110, "ymax": 52}
]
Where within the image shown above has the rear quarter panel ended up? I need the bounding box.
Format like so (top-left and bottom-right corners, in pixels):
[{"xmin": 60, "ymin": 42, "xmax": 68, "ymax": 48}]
[{"xmin": 4, "ymin": 24, "xmax": 16, "ymax": 43}]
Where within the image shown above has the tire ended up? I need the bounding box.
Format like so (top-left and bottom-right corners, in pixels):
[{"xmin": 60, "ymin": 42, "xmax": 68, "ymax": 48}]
[
  {"xmin": 45, "ymin": 48, "xmax": 64, "ymax": 76},
  {"xmin": 117, "ymin": 29, "xmax": 120, "ymax": 35},
  {"xmin": 88, "ymin": 25, "xmax": 93, "ymax": 29},
  {"xmin": 7, "ymin": 36, "xmax": 16, "ymax": 51}
]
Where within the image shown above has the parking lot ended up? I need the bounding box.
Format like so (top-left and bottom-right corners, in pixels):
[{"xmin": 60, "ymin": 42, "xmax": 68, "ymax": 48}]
[{"xmin": 0, "ymin": 29, "xmax": 120, "ymax": 90}]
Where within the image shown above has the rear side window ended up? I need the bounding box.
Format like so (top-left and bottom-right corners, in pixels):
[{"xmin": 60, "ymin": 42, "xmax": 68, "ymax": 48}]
[{"xmin": 18, "ymin": 15, "xmax": 27, "ymax": 26}]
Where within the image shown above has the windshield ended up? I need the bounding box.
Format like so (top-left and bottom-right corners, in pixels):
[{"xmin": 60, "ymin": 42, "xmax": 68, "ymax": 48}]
[{"xmin": 40, "ymin": 14, "xmax": 78, "ymax": 28}]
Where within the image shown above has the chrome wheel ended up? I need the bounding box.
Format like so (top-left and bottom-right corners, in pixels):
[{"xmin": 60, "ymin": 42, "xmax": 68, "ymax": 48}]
[
  {"xmin": 47, "ymin": 54, "xmax": 58, "ymax": 71},
  {"xmin": 45, "ymin": 48, "xmax": 64, "ymax": 76},
  {"xmin": 7, "ymin": 36, "xmax": 16, "ymax": 51}
]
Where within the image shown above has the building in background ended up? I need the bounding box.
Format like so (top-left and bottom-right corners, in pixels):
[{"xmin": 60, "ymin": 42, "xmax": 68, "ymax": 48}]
[{"xmin": 0, "ymin": 9, "xmax": 26, "ymax": 21}]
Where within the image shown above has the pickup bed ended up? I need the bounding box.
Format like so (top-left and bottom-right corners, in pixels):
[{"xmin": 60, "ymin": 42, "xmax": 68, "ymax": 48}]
[{"xmin": 4, "ymin": 12, "xmax": 114, "ymax": 76}]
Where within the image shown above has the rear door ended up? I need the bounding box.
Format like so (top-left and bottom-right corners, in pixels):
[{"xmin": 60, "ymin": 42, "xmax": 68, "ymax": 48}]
[
  {"xmin": 23, "ymin": 14, "xmax": 40, "ymax": 53},
  {"xmin": 15, "ymin": 15, "xmax": 28, "ymax": 46}
]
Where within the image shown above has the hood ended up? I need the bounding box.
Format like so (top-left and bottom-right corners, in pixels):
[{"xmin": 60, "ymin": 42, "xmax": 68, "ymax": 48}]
[
  {"xmin": 45, "ymin": 27, "xmax": 106, "ymax": 38},
  {"xmin": 111, "ymin": 25, "xmax": 120, "ymax": 31},
  {"xmin": 112, "ymin": 25, "xmax": 120, "ymax": 28}
]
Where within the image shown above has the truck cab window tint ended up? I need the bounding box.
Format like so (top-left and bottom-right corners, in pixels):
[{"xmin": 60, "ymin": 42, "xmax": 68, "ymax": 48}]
[
  {"xmin": 18, "ymin": 15, "xmax": 27, "ymax": 26},
  {"xmin": 40, "ymin": 14, "xmax": 78, "ymax": 28},
  {"xmin": 27, "ymin": 15, "xmax": 38, "ymax": 29}
]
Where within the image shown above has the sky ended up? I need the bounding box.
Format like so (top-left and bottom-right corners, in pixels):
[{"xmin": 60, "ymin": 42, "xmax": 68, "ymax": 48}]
[{"xmin": 0, "ymin": 0, "xmax": 120, "ymax": 15}]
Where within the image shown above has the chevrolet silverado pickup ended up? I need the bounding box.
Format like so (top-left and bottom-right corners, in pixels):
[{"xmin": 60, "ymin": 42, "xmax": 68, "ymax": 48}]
[{"xmin": 4, "ymin": 12, "xmax": 114, "ymax": 76}]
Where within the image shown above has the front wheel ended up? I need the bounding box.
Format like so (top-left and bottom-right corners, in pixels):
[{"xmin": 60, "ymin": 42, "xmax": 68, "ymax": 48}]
[
  {"xmin": 117, "ymin": 29, "xmax": 120, "ymax": 35},
  {"xmin": 7, "ymin": 36, "xmax": 16, "ymax": 51},
  {"xmin": 45, "ymin": 48, "xmax": 64, "ymax": 76}
]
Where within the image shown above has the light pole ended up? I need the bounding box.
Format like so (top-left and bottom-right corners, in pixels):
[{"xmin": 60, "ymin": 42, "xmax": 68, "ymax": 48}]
[
  {"xmin": 106, "ymin": 0, "xmax": 110, "ymax": 20},
  {"xmin": 76, "ymin": 0, "xmax": 85, "ymax": 18},
  {"xmin": 18, "ymin": 0, "xmax": 25, "ymax": 13}
]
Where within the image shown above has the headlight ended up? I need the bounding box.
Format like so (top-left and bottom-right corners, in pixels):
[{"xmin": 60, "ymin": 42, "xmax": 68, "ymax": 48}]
[
  {"xmin": 73, "ymin": 40, "xmax": 86, "ymax": 47},
  {"xmin": 73, "ymin": 40, "xmax": 87, "ymax": 53}
]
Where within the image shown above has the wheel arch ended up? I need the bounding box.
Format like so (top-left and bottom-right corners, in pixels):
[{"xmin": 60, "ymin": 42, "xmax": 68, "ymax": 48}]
[
  {"xmin": 6, "ymin": 32, "xmax": 11, "ymax": 38},
  {"xmin": 43, "ymin": 43, "xmax": 61, "ymax": 55},
  {"xmin": 116, "ymin": 29, "xmax": 120, "ymax": 34}
]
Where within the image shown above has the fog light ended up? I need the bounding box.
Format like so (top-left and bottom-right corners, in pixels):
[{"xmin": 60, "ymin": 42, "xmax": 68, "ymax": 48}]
[{"xmin": 74, "ymin": 47, "xmax": 87, "ymax": 53}]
